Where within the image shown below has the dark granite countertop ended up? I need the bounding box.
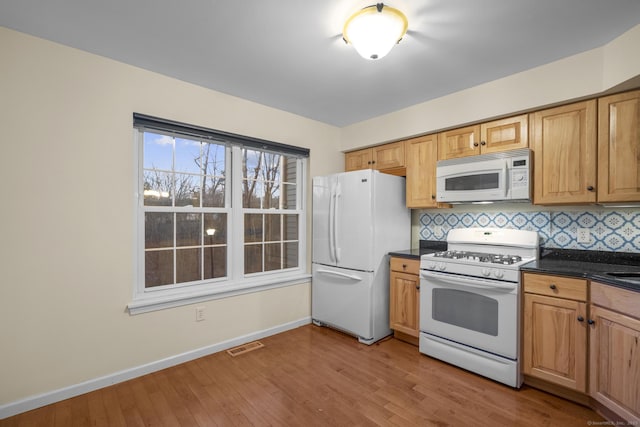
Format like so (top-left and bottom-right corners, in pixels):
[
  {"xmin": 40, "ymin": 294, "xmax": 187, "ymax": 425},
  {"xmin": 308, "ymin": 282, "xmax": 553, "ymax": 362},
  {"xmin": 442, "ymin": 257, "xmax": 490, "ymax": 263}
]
[
  {"xmin": 389, "ymin": 240, "xmax": 447, "ymax": 260},
  {"xmin": 390, "ymin": 242, "xmax": 640, "ymax": 292},
  {"xmin": 522, "ymin": 248, "xmax": 640, "ymax": 292}
]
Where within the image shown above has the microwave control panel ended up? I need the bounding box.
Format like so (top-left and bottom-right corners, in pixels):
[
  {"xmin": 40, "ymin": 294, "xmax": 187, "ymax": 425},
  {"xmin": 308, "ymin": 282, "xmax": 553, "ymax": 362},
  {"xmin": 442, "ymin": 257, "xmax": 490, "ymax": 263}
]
[{"xmin": 510, "ymin": 157, "xmax": 529, "ymax": 198}]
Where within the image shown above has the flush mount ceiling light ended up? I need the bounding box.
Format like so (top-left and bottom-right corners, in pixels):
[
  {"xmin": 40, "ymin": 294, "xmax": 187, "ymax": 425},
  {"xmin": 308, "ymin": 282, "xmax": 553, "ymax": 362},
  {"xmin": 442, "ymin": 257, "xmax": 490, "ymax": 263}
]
[{"xmin": 343, "ymin": 3, "xmax": 408, "ymax": 60}]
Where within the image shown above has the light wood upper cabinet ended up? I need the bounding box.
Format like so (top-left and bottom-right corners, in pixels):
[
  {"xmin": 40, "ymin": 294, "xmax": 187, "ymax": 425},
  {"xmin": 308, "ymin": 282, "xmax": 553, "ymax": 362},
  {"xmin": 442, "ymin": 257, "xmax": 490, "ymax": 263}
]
[
  {"xmin": 373, "ymin": 141, "xmax": 405, "ymax": 171},
  {"xmin": 597, "ymin": 90, "xmax": 640, "ymax": 203},
  {"xmin": 523, "ymin": 273, "xmax": 588, "ymax": 392},
  {"xmin": 589, "ymin": 283, "xmax": 640, "ymax": 423},
  {"xmin": 531, "ymin": 100, "xmax": 597, "ymax": 205},
  {"xmin": 344, "ymin": 148, "xmax": 373, "ymax": 172},
  {"xmin": 438, "ymin": 125, "xmax": 480, "ymax": 160},
  {"xmin": 438, "ymin": 115, "xmax": 528, "ymax": 160},
  {"xmin": 406, "ymin": 134, "xmax": 438, "ymax": 208},
  {"xmin": 345, "ymin": 141, "xmax": 405, "ymax": 175},
  {"xmin": 389, "ymin": 257, "xmax": 420, "ymax": 344},
  {"xmin": 480, "ymin": 114, "xmax": 528, "ymax": 154}
]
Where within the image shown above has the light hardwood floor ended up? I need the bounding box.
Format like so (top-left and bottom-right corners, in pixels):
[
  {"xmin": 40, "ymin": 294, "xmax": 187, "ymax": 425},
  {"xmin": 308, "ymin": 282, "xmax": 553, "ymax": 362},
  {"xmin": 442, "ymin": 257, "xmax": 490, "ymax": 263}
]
[{"xmin": 1, "ymin": 325, "xmax": 604, "ymax": 426}]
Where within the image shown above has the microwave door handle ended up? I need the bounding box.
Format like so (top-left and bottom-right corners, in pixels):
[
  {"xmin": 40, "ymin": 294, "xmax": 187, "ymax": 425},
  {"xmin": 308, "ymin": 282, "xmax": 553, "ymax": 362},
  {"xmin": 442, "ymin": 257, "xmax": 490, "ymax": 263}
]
[
  {"xmin": 421, "ymin": 270, "xmax": 517, "ymax": 291},
  {"xmin": 502, "ymin": 160, "xmax": 508, "ymax": 197}
]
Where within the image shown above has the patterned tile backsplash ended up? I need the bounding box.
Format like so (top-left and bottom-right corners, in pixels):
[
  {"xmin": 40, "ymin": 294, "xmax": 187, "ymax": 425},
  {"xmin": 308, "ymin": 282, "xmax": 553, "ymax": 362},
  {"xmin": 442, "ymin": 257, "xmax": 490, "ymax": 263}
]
[{"xmin": 418, "ymin": 208, "xmax": 640, "ymax": 252}]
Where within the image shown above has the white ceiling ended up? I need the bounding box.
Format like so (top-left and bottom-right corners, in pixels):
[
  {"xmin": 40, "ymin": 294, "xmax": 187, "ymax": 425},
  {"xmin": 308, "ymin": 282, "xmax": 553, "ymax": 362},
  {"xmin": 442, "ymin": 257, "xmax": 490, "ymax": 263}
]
[{"xmin": 2, "ymin": 0, "xmax": 640, "ymax": 127}]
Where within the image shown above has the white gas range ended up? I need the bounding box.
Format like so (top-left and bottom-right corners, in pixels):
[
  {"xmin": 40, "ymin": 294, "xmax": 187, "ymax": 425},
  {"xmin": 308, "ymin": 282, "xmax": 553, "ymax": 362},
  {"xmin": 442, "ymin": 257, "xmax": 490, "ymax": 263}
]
[{"xmin": 419, "ymin": 227, "xmax": 539, "ymax": 388}]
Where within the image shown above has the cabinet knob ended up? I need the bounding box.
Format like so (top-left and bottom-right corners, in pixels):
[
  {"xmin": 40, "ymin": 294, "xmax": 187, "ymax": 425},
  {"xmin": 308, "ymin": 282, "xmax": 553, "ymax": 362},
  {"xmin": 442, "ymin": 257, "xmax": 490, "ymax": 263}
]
[
  {"xmin": 588, "ymin": 319, "xmax": 595, "ymax": 325},
  {"xmin": 587, "ymin": 185, "xmax": 594, "ymax": 191},
  {"xmin": 577, "ymin": 316, "xmax": 584, "ymax": 322},
  {"xmin": 549, "ymin": 284, "xmax": 557, "ymax": 290},
  {"xmin": 480, "ymin": 141, "xmax": 486, "ymax": 146},
  {"xmin": 402, "ymin": 264, "xmax": 407, "ymax": 269},
  {"xmin": 431, "ymin": 195, "xmax": 436, "ymax": 200},
  {"xmin": 415, "ymin": 285, "xmax": 420, "ymax": 291},
  {"xmin": 473, "ymin": 142, "xmax": 479, "ymax": 147}
]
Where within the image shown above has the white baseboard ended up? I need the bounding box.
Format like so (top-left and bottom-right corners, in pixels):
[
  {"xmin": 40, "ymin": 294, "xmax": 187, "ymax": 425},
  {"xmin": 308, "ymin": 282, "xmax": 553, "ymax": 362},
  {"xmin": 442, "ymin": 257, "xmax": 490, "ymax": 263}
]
[{"xmin": 0, "ymin": 317, "xmax": 311, "ymax": 420}]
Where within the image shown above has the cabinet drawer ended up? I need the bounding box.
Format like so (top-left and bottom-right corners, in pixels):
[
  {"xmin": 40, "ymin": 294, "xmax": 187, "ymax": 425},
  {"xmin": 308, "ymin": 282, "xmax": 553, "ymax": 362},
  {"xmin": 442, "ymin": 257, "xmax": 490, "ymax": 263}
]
[
  {"xmin": 390, "ymin": 257, "xmax": 419, "ymax": 275},
  {"xmin": 523, "ymin": 273, "xmax": 587, "ymax": 301},
  {"xmin": 591, "ymin": 282, "xmax": 640, "ymax": 319}
]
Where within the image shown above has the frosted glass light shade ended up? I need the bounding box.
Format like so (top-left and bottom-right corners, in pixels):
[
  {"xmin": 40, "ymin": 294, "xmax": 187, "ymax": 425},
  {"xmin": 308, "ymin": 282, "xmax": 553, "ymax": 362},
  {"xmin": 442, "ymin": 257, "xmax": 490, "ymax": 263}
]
[{"xmin": 343, "ymin": 3, "xmax": 408, "ymax": 60}]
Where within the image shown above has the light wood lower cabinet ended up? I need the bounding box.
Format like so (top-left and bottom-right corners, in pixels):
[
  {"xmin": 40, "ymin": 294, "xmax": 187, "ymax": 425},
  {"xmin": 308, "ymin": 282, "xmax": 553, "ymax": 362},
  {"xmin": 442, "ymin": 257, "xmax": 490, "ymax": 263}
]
[
  {"xmin": 523, "ymin": 275, "xmax": 640, "ymax": 423},
  {"xmin": 589, "ymin": 283, "xmax": 640, "ymax": 423},
  {"xmin": 522, "ymin": 273, "xmax": 588, "ymax": 392},
  {"xmin": 389, "ymin": 257, "xmax": 420, "ymax": 345}
]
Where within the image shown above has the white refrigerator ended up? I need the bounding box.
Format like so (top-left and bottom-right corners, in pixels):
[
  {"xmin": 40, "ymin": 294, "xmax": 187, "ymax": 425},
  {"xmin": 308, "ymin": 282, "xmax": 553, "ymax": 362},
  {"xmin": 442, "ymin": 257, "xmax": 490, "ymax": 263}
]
[{"xmin": 312, "ymin": 169, "xmax": 410, "ymax": 344}]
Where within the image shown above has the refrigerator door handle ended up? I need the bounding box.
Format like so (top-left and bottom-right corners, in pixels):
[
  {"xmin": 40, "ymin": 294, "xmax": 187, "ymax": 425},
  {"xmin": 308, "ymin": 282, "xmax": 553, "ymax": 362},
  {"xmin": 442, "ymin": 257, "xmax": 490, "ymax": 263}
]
[
  {"xmin": 334, "ymin": 184, "xmax": 342, "ymax": 263},
  {"xmin": 316, "ymin": 269, "xmax": 363, "ymax": 281},
  {"xmin": 328, "ymin": 187, "xmax": 336, "ymax": 262}
]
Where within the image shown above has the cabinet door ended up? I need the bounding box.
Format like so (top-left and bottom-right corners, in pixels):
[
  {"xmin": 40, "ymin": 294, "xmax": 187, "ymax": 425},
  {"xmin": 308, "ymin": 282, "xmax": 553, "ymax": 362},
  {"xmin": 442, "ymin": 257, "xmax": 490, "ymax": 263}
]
[
  {"xmin": 345, "ymin": 148, "xmax": 372, "ymax": 172},
  {"xmin": 598, "ymin": 90, "xmax": 640, "ymax": 203},
  {"xmin": 438, "ymin": 125, "xmax": 481, "ymax": 160},
  {"xmin": 523, "ymin": 293, "xmax": 587, "ymax": 392},
  {"xmin": 530, "ymin": 100, "xmax": 597, "ymax": 204},
  {"xmin": 589, "ymin": 305, "xmax": 640, "ymax": 422},
  {"xmin": 373, "ymin": 141, "xmax": 405, "ymax": 171},
  {"xmin": 406, "ymin": 134, "xmax": 438, "ymax": 208},
  {"xmin": 480, "ymin": 114, "xmax": 528, "ymax": 154},
  {"xmin": 389, "ymin": 270, "xmax": 420, "ymax": 337}
]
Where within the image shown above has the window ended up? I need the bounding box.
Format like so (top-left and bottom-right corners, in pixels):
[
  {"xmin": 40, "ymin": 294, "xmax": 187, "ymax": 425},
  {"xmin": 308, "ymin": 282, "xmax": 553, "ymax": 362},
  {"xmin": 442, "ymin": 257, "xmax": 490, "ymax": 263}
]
[
  {"xmin": 130, "ymin": 114, "xmax": 309, "ymax": 314},
  {"xmin": 242, "ymin": 149, "xmax": 299, "ymax": 274}
]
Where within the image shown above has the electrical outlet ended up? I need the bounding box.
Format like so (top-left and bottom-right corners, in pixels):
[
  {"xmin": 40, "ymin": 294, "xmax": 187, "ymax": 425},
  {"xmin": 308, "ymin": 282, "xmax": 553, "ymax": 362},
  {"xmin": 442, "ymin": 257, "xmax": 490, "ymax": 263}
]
[
  {"xmin": 577, "ymin": 228, "xmax": 591, "ymax": 244},
  {"xmin": 195, "ymin": 306, "xmax": 205, "ymax": 322}
]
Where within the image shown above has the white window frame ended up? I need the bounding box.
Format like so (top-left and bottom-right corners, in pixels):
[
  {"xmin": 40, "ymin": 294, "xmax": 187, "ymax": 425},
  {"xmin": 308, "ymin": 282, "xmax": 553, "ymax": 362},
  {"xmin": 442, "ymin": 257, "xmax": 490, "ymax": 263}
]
[{"xmin": 128, "ymin": 128, "xmax": 309, "ymax": 315}]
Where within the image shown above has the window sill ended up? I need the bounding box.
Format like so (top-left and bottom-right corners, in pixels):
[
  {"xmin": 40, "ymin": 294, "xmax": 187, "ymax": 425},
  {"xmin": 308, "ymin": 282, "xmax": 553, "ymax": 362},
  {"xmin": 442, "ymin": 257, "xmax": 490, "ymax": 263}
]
[{"xmin": 127, "ymin": 273, "xmax": 312, "ymax": 315}]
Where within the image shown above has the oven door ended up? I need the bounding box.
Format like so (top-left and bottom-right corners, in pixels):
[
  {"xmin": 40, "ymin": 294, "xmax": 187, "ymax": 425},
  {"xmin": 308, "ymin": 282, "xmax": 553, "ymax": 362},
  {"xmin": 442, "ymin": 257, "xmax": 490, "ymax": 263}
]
[{"xmin": 419, "ymin": 269, "xmax": 519, "ymax": 359}]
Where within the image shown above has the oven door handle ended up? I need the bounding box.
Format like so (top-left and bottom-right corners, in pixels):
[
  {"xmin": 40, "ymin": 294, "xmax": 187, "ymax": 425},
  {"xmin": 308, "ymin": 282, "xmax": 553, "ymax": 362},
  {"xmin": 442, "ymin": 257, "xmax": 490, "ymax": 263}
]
[{"xmin": 420, "ymin": 270, "xmax": 517, "ymax": 291}]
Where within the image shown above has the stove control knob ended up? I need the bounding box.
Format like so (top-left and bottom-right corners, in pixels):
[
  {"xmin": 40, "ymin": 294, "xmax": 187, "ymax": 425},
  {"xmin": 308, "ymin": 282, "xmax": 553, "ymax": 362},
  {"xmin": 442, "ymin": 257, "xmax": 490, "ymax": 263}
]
[
  {"xmin": 493, "ymin": 269, "xmax": 504, "ymax": 279},
  {"xmin": 437, "ymin": 263, "xmax": 446, "ymax": 271},
  {"xmin": 426, "ymin": 262, "xmax": 436, "ymax": 270},
  {"xmin": 482, "ymin": 268, "xmax": 491, "ymax": 277}
]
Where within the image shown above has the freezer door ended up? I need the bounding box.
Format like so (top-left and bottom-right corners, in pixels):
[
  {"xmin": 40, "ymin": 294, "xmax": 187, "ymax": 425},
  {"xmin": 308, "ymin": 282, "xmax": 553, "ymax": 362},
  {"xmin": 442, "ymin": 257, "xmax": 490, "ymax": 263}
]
[
  {"xmin": 312, "ymin": 174, "xmax": 336, "ymax": 266},
  {"xmin": 334, "ymin": 170, "xmax": 373, "ymax": 271},
  {"xmin": 312, "ymin": 264, "xmax": 374, "ymax": 340}
]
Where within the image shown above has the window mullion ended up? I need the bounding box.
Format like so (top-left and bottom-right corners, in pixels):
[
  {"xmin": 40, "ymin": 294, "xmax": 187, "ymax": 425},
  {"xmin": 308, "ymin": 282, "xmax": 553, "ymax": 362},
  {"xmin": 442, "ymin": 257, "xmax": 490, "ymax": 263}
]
[{"xmin": 231, "ymin": 146, "xmax": 244, "ymax": 279}]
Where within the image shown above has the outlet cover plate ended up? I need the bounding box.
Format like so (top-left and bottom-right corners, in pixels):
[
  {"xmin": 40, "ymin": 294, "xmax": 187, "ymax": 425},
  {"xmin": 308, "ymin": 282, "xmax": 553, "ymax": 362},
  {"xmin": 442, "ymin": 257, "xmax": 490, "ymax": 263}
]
[{"xmin": 577, "ymin": 228, "xmax": 591, "ymax": 244}]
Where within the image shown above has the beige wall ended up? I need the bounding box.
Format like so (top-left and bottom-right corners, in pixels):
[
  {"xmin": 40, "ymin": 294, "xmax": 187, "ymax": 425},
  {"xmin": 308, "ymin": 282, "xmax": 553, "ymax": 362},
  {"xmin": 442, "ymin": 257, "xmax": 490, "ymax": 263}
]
[
  {"xmin": 0, "ymin": 27, "xmax": 342, "ymax": 406},
  {"xmin": 340, "ymin": 23, "xmax": 640, "ymax": 151}
]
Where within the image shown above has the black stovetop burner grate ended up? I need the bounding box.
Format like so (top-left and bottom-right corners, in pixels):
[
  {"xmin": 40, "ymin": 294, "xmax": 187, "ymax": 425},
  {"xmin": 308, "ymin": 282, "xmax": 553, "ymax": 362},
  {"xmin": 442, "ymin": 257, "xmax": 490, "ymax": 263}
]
[{"xmin": 432, "ymin": 250, "xmax": 523, "ymax": 265}]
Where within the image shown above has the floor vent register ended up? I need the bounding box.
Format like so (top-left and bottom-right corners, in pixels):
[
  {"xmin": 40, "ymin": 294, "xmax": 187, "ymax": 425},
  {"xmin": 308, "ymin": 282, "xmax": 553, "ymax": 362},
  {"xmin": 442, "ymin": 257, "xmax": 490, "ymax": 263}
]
[{"xmin": 226, "ymin": 341, "xmax": 265, "ymax": 357}]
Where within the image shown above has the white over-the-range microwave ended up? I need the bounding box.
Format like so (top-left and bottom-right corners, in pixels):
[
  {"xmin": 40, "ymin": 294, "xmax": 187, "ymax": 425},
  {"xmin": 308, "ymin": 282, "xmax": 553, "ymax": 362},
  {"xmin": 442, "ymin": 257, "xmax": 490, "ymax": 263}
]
[{"xmin": 436, "ymin": 148, "xmax": 531, "ymax": 203}]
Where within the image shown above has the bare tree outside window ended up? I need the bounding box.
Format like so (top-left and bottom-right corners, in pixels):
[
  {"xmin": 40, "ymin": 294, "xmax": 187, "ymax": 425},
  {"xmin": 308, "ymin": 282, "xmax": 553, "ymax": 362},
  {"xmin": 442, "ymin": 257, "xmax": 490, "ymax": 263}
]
[
  {"xmin": 133, "ymin": 116, "xmax": 307, "ymax": 311},
  {"xmin": 242, "ymin": 149, "xmax": 299, "ymax": 274},
  {"xmin": 142, "ymin": 132, "xmax": 228, "ymax": 288}
]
